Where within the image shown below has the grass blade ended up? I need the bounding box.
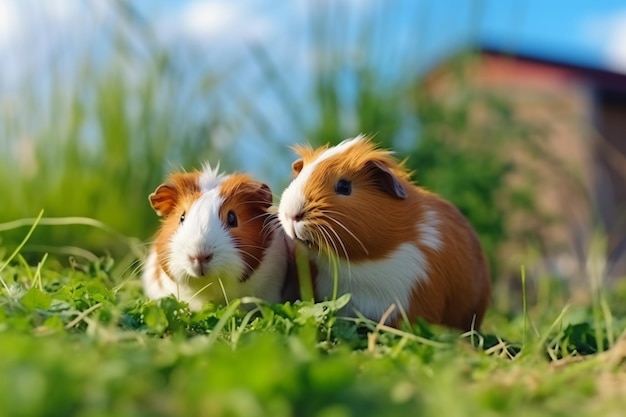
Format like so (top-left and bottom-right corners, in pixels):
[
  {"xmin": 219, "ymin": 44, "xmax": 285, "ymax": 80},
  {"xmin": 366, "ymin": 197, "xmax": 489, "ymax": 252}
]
[{"xmin": 0, "ymin": 210, "xmax": 45, "ymax": 291}]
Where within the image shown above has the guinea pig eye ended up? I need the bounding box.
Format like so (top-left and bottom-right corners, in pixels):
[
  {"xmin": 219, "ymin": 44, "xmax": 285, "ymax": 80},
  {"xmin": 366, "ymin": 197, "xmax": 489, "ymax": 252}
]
[
  {"xmin": 335, "ymin": 179, "xmax": 352, "ymax": 196},
  {"xmin": 226, "ymin": 210, "xmax": 238, "ymax": 227},
  {"xmin": 179, "ymin": 212, "xmax": 186, "ymax": 224}
]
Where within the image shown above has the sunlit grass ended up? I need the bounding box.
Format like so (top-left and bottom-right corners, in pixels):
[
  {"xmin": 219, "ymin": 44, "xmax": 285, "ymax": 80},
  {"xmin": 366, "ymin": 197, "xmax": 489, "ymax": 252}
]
[
  {"xmin": 0, "ymin": 220, "xmax": 625, "ymax": 416},
  {"xmin": 1, "ymin": 1, "xmax": 551, "ymax": 279},
  {"xmin": 0, "ymin": 2, "xmax": 620, "ymax": 415}
]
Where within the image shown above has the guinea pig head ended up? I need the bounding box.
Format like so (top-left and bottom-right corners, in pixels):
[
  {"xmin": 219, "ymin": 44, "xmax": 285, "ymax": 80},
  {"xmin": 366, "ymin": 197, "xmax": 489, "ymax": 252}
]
[
  {"xmin": 278, "ymin": 136, "xmax": 417, "ymax": 263},
  {"xmin": 150, "ymin": 170, "xmax": 274, "ymax": 283}
]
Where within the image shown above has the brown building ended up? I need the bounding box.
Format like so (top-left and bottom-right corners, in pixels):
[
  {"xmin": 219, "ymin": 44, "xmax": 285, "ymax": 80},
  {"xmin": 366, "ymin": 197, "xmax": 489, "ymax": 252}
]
[
  {"xmin": 474, "ymin": 47, "xmax": 626, "ymax": 279},
  {"xmin": 426, "ymin": 45, "xmax": 626, "ymax": 284}
]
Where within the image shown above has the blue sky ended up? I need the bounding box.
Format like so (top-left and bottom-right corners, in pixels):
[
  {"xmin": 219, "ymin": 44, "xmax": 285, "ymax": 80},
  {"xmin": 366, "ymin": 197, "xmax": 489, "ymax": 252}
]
[
  {"xmin": 1, "ymin": 0, "xmax": 625, "ymax": 74},
  {"xmin": 134, "ymin": 0, "xmax": 626, "ymax": 72},
  {"xmin": 1, "ymin": 0, "xmax": 625, "ymax": 179},
  {"xmin": 479, "ymin": 0, "xmax": 626, "ymax": 70},
  {"xmin": 179, "ymin": 0, "xmax": 624, "ymax": 71}
]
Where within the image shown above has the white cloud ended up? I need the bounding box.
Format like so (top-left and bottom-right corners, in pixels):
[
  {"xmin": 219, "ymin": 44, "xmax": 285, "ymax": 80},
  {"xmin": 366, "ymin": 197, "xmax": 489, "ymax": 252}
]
[
  {"xmin": 39, "ymin": 0, "xmax": 77, "ymax": 22},
  {"xmin": 0, "ymin": 0, "xmax": 20, "ymax": 48},
  {"xmin": 605, "ymin": 14, "xmax": 626, "ymax": 73},
  {"xmin": 181, "ymin": 2, "xmax": 240, "ymax": 38},
  {"xmin": 0, "ymin": 0, "xmax": 97, "ymax": 52},
  {"xmin": 583, "ymin": 11, "xmax": 626, "ymax": 73},
  {"xmin": 173, "ymin": 1, "xmax": 273, "ymax": 43}
]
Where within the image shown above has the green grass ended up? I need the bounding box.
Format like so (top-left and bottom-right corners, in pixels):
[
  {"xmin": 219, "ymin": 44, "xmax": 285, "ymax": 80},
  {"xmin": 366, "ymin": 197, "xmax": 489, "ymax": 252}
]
[
  {"xmin": 1, "ymin": 219, "xmax": 626, "ymax": 417},
  {"xmin": 0, "ymin": 1, "xmax": 554, "ymax": 276},
  {"xmin": 1, "ymin": 2, "xmax": 621, "ymax": 415}
]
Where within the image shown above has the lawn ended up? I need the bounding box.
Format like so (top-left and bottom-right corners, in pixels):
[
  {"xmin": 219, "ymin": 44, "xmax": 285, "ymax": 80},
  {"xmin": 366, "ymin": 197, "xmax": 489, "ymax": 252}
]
[
  {"xmin": 1, "ymin": 3, "xmax": 623, "ymax": 416},
  {"xmin": 1, "ymin": 215, "xmax": 625, "ymax": 417}
]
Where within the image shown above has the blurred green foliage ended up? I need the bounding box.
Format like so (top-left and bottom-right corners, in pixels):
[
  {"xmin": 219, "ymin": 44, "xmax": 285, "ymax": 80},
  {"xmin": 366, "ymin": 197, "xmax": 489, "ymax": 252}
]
[
  {"xmin": 0, "ymin": 251, "xmax": 623, "ymax": 417},
  {"xmin": 0, "ymin": 6, "xmax": 236, "ymax": 259},
  {"xmin": 255, "ymin": 18, "xmax": 542, "ymax": 274},
  {"xmin": 0, "ymin": 1, "xmax": 543, "ymax": 277},
  {"xmin": 0, "ymin": 3, "xmax": 617, "ymax": 416}
]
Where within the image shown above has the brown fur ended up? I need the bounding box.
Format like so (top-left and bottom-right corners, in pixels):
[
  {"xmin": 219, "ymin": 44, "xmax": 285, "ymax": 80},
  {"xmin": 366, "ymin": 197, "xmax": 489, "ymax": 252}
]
[
  {"xmin": 393, "ymin": 192, "xmax": 491, "ymax": 330},
  {"xmin": 218, "ymin": 174, "xmax": 274, "ymax": 282},
  {"xmin": 148, "ymin": 171, "xmax": 275, "ymax": 283},
  {"xmin": 295, "ymin": 140, "xmax": 416, "ymax": 261},
  {"xmin": 150, "ymin": 171, "xmax": 202, "ymax": 280},
  {"xmin": 293, "ymin": 137, "xmax": 491, "ymax": 330}
]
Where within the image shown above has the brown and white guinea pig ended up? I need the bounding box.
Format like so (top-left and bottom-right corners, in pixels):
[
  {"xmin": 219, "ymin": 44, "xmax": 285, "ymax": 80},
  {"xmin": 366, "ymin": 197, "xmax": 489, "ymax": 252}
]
[
  {"xmin": 278, "ymin": 135, "xmax": 491, "ymax": 331},
  {"xmin": 142, "ymin": 164, "xmax": 296, "ymax": 311}
]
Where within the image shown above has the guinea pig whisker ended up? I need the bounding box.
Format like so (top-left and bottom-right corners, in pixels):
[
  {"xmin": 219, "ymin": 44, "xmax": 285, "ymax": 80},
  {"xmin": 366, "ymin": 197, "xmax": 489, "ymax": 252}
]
[
  {"xmin": 323, "ymin": 214, "xmax": 369, "ymax": 256},
  {"xmin": 126, "ymin": 259, "xmax": 144, "ymax": 280},
  {"xmin": 235, "ymin": 242, "xmax": 266, "ymax": 252},
  {"xmin": 249, "ymin": 212, "xmax": 272, "ymax": 223},
  {"xmin": 310, "ymin": 229, "xmax": 325, "ymax": 258},
  {"xmin": 235, "ymin": 248, "xmax": 264, "ymax": 266},
  {"xmin": 243, "ymin": 199, "xmax": 273, "ymax": 206},
  {"xmin": 317, "ymin": 228, "xmax": 332, "ymax": 259},
  {"xmin": 319, "ymin": 224, "xmax": 350, "ymax": 279},
  {"xmin": 114, "ymin": 260, "xmax": 144, "ymax": 293},
  {"xmin": 262, "ymin": 222, "xmax": 280, "ymax": 237},
  {"xmin": 260, "ymin": 220, "xmax": 281, "ymax": 241},
  {"xmin": 261, "ymin": 214, "xmax": 277, "ymax": 227},
  {"xmin": 236, "ymin": 244, "xmax": 267, "ymax": 253},
  {"xmin": 318, "ymin": 225, "xmax": 342, "ymax": 266},
  {"xmin": 237, "ymin": 213, "xmax": 272, "ymax": 230},
  {"xmin": 235, "ymin": 241, "xmax": 267, "ymax": 249},
  {"xmin": 320, "ymin": 209, "xmax": 351, "ymax": 219},
  {"xmin": 240, "ymin": 260, "xmax": 255, "ymax": 276},
  {"xmin": 319, "ymin": 229, "xmax": 341, "ymax": 281},
  {"xmin": 322, "ymin": 222, "xmax": 350, "ymax": 264}
]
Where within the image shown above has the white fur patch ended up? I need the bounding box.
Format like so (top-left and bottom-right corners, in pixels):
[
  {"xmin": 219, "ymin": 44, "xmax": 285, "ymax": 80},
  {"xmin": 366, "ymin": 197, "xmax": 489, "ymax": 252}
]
[
  {"xmin": 145, "ymin": 227, "xmax": 287, "ymax": 310},
  {"xmin": 142, "ymin": 249, "xmax": 172, "ymax": 299},
  {"xmin": 314, "ymin": 242, "xmax": 430, "ymax": 323},
  {"xmin": 417, "ymin": 210, "xmax": 443, "ymax": 252},
  {"xmin": 168, "ymin": 191, "xmax": 243, "ymax": 282},
  {"xmin": 278, "ymin": 189, "xmax": 304, "ymax": 240},
  {"xmin": 298, "ymin": 135, "xmax": 364, "ymax": 183},
  {"xmin": 278, "ymin": 134, "xmax": 365, "ymax": 240},
  {"xmin": 198, "ymin": 163, "xmax": 226, "ymax": 192},
  {"xmin": 143, "ymin": 166, "xmax": 288, "ymax": 310},
  {"xmin": 278, "ymin": 135, "xmax": 430, "ymax": 322},
  {"xmin": 165, "ymin": 175, "xmax": 249, "ymax": 307}
]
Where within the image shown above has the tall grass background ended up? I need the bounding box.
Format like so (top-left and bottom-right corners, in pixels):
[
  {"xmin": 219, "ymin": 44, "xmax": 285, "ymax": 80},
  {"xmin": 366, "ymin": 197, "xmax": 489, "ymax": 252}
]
[
  {"xmin": 0, "ymin": 1, "xmax": 605, "ymax": 312},
  {"xmin": 4, "ymin": 4, "xmax": 626, "ymax": 415}
]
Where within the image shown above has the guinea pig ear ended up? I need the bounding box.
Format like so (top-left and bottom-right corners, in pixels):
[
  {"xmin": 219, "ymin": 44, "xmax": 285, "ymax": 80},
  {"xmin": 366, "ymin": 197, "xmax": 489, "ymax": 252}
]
[
  {"xmin": 292, "ymin": 158, "xmax": 304, "ymax": 176},
  {"xmin": 149, "ymin": 184, "xmax": 178, "ymax": 217},
  {"xmin": 365, "ymin": 160, "xmax": 407, "ymax": 199},
  {"xmin": 256, "ymin": 183, "xmax": 274, "ymax": 209}
]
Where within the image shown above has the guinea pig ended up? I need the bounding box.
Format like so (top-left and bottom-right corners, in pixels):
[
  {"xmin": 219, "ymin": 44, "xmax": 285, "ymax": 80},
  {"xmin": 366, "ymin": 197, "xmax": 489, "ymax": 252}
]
[
  {"xmin": 142, "ymin": 164, "xmax": 295, "ymax": 310},
  {"xmin": 278, "ymin": 135, "xmax": 491, "ymax": 331}
]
